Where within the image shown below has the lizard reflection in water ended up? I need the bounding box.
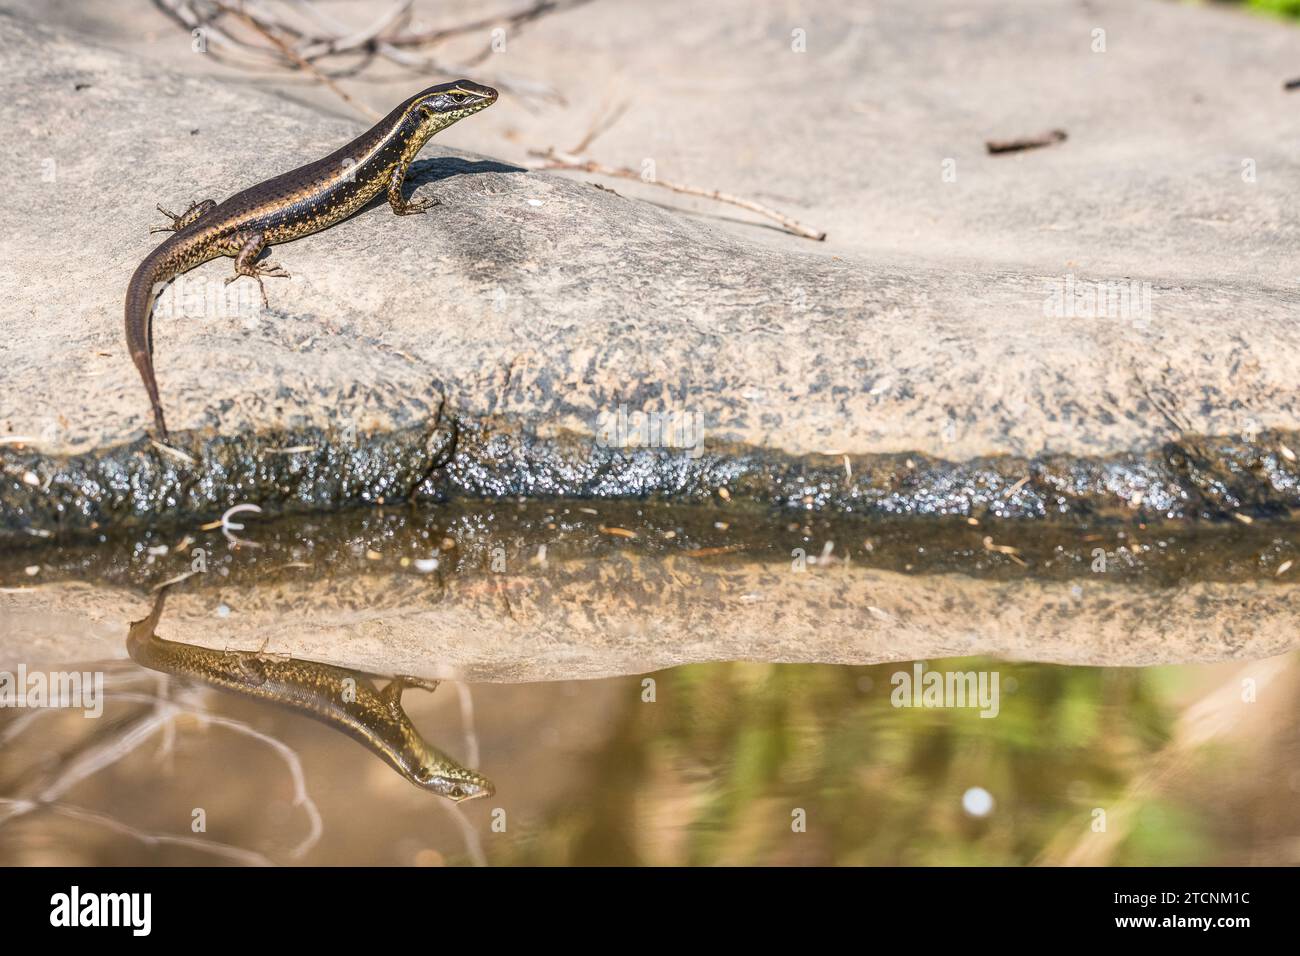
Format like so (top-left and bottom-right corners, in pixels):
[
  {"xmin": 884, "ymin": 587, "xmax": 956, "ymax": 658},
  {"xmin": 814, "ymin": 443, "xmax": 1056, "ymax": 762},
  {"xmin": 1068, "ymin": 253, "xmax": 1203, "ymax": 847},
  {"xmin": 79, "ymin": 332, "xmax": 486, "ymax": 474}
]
[{"xmin": 127, "ymin": 587, "xmax": 493, "ymax": 803}]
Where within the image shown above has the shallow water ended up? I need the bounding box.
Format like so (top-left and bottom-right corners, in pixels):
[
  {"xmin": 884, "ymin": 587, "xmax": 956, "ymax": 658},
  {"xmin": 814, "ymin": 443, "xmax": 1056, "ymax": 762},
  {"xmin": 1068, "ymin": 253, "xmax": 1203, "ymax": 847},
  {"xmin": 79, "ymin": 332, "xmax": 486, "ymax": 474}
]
[
  {"xmin": 1, "ymin": 655, "xmax": 1296, "ymax": 865},
  {"xmin": 2, "ymin": 502, "xmax": 1298, "ymax": 865},
  {"xmin": 6, "ymin": 499, "xmax": 1300, "ymax": 588}
]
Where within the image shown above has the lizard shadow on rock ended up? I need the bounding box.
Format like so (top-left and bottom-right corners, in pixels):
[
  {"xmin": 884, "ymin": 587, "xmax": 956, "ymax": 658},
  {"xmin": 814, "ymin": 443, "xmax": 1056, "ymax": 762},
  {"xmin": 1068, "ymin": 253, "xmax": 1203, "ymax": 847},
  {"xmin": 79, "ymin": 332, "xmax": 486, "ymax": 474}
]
[
  {"xmin": 355, "ymin": 157, "xmax": 527, "ymax": 217},
  {"xmin": 407, "ymin": 156, "xmax": 526, "ymax": 186}
]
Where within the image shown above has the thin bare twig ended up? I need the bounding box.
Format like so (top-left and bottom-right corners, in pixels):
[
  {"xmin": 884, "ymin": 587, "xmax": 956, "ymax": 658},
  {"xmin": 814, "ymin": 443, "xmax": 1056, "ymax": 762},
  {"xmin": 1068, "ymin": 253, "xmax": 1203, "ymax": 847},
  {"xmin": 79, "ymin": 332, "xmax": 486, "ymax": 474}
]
[
  {"xmin": 986, "ymin": 129, "xmax": 1067, "ymax": 155},
  {"xmin": 156, "ymin": 0, "xmax": 569, "ymax": 105},
  {"xmin": 455, "ymin": 682, "xmax": 480, "ymax": 770},
  {"xmin": 31, "ymin": 710, "xmax": 175, "ymax": 808},
  {"xmin": 212, "ymin": 1, "xmax": 381, "ymax": 119},
  {"xmin": 196, "ymin": 711, "xmax": 325, "ymax": 858},
  {"xmin": 374, "ymin": 40, "xmax": 563, "ymax": 103},
  {"xmin": 527, "ymin": 147, "xmax": 828, "ymax": 241},
  {"xmin": 50, "ymin": 802, "xmax": 276, "ymax": 866},
  {"xmin": 569, "ymin": 99, "xmax": 629, "ymax": 155},
  {"xmin": 0, "ymin": 683, "xmax": 322, "ymax": 862},
  {"xmin": 295, "ymin": 0, "xmax": 413, "ymax": 60},
  {"xmin": 383, "ymin": 0, "xmax": 592, "ymax": 49},
  {"xmin": 438, "ymin": 800, "xmax": 488, "ymax": 867},
  {"xmin": 110, "ymin": 691, "xmax": 324, "ymax": 859},
  {"xmin": 154, "ymin": 0, "xmax": 266, "ymax": 64},
  {"xmin": 0, "ymin": 797, "xmax": 275, "ymax": 866}
]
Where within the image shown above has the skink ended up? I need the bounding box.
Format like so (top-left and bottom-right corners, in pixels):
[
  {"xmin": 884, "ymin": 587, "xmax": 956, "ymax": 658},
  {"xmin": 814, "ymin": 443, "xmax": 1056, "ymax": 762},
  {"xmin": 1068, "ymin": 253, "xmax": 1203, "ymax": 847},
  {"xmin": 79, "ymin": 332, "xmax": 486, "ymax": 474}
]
[
  {"xmin": 125, "ymin": 80, "xmax": 498, "ymax": 439},
  {"xmin": 128, "ymin": 587, "xmax": 493, "ymax": 802}
]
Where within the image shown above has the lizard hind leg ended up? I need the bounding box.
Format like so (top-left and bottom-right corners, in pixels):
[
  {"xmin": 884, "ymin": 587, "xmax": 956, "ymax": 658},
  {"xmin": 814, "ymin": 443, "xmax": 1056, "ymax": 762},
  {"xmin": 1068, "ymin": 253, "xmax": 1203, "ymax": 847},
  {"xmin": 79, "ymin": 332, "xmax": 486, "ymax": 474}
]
[
  {"xmin": 381, "ymin": 676, "xmax": 442, "ymax": 712},
  {"xmin": 150, "ymin": 199, "xmax": 216, "ymax": 234},
  {"xmin": 224, "ymin": 232, "xmax": 291, "ymax": 308}
]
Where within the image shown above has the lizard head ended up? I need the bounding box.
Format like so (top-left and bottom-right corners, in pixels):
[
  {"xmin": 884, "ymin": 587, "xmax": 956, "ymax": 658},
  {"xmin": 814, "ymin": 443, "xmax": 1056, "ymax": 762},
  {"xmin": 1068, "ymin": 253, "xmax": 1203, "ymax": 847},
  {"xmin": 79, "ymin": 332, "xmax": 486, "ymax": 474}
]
[
  {"xmin": 413, "ymin": 79, "xmax": 499, "ymax": 133},
  {"xmin": 412, "ymin": 750, "xmax": 496, "ymax": 803}
]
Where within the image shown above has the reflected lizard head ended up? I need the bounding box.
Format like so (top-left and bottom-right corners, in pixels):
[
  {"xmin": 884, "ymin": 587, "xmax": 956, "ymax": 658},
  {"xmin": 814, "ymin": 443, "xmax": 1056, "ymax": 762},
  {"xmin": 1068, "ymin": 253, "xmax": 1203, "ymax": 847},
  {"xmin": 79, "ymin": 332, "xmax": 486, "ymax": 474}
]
[{"xmin": 413, "ymin": 757, "xmax": 496, "ymax": 803}]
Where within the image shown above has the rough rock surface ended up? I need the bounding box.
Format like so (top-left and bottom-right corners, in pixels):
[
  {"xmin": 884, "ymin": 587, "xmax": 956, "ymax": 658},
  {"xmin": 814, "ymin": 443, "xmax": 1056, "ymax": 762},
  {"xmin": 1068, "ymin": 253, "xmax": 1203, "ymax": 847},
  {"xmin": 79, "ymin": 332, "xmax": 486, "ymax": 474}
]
[{"xmin": 2, "ymin": 4, "xmax": 1300, "ymax": 538}]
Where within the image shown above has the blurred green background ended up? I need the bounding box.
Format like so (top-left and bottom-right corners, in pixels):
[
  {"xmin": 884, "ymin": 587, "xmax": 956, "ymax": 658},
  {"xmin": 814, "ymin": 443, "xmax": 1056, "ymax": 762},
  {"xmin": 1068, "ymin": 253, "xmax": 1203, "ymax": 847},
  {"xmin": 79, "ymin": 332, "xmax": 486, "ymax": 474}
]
[
  {"xmin": 1243, "ymin": 0, "xmax": 1300, "ymax": 19},
  {"xmin": 488, "ymin": 657, "xmax": 1300, "ymax": 866},
  {"xmin": 5, "ymin": 655, "xmax": 1297, "ymax": 866}
]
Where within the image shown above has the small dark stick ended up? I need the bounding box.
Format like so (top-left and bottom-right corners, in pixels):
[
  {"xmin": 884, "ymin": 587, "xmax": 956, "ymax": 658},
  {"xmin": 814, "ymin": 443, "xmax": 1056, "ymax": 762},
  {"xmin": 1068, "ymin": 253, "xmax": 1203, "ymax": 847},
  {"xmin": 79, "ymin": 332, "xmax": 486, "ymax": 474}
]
[
  {"xmin": 986, "ymin": 129, "xmax": 1068, "ymax": 155},
  {"xmin": 1285, "ymin": 78, "xmax": 1300, "ymax": 91}
]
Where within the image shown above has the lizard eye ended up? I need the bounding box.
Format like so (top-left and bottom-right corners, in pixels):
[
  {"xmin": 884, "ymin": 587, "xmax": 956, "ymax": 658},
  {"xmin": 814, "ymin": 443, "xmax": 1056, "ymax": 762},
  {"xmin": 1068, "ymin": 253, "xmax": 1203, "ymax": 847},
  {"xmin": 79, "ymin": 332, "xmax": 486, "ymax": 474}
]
[{"xmin": 449, "ymin": 92, "xmax": 468, "ymax": 104}]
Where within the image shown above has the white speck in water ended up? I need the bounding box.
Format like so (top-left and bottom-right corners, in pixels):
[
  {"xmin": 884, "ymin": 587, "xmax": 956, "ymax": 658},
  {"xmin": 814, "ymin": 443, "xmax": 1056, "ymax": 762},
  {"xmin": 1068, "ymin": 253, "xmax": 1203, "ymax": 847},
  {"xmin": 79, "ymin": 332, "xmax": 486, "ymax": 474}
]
[
  {"xmin": 413, "ymin": 558, "xmax": 439, "ymax": 573},
  {"xmin": 962, "ymin": 787, "xmax": 994, "ymax": 817},
  {"xmin": 215, "ymin": 603, "xmax": 230, "ymax": 618},
  {"xmin": 527, "ymin": 199, "xmax": 544, "ymax": 207},
  {"xmin": 24, "ymin": 565, "xmax": 39, "ymax": 577}
]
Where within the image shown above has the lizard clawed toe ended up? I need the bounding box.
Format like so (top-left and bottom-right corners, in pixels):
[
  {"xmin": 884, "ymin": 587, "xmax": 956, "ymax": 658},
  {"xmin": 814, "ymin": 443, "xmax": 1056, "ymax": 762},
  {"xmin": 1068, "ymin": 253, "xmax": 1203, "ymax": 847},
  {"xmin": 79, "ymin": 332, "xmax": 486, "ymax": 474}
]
[
  {"xmin": 391, "ymin": 194, "xmax": 441, "ymax": 215},
  {"xmin": 149, "ymin": 204, "xmax": 180, "ymax": 234},
  {"xmin": 149, "ymin": 200, "xmax": 217, "ymax": 234},
  {"xmin": 226, "ymin": 259, "xmax": 291, "ymax": 308}
]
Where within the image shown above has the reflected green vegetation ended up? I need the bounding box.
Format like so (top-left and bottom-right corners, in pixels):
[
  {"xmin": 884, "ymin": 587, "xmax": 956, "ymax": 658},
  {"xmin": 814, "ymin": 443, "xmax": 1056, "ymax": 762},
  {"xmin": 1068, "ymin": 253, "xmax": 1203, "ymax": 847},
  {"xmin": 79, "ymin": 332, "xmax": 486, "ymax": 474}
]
[
  {"xmin": 1246, "ymin": 0, "xmax": 1300, "ymax": 19},
  {"xmin": 491, "ymin": 658, "xmax": 1290, "ymax": 866},
  {"xmin": 1, "ymin": 653, "xmax": 1293, "ymax": 866}
]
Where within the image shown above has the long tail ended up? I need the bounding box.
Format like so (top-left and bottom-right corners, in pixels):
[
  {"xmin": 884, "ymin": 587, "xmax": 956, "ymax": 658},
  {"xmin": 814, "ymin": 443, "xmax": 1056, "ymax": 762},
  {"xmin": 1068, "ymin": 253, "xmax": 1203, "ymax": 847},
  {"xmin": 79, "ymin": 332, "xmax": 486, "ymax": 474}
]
[{"xmin": 125, "ymin": 236, "xmax": 189, "ymax": 440}]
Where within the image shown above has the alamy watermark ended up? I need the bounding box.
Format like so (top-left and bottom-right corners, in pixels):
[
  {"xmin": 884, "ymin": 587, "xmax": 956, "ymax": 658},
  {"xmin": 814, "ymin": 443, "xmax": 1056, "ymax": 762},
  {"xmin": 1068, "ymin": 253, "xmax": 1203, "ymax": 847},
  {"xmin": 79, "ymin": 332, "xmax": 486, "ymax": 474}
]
[
  {"xmin": 595, "ymin": 403, "xmax": 705, "ymax": 459},
  {"xmin": 0, "ymin": 666, "xmax": 104, "ymax": 718},
  {"xmin": 1043, "ymin": 274, "xmax": 1152, "ymax": 327},
  {"xmin": 151, "ymin": 274, "xmax": 261, "ymax": 321},
  {"xmin": 890, "ymin": 661, "xmax": 1000, "ymax": 718},
  {"xmin": 50, "ymin": 886, "xmax": 150, "ymax": 935}
]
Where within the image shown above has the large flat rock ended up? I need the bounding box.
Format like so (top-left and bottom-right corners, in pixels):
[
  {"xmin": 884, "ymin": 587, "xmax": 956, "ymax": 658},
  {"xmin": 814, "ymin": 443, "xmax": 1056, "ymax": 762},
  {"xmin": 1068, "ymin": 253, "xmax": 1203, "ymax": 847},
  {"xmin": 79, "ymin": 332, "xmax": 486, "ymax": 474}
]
[{"xmin": 1, "ymin": 4, "xmax": 1299, "ymax": 537}]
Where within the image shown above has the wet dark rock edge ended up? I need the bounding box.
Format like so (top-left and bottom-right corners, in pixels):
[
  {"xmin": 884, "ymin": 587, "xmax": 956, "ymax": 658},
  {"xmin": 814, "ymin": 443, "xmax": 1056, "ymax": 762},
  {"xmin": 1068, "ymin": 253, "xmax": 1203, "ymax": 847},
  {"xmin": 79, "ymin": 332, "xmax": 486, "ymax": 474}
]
[
  {"xmin": 2, "ymin": 417, "xmax": 1299, "ymax": 545},
  {"xmin": 3, "ymin": 499, "xmax": 1296, "ymax": 594}
]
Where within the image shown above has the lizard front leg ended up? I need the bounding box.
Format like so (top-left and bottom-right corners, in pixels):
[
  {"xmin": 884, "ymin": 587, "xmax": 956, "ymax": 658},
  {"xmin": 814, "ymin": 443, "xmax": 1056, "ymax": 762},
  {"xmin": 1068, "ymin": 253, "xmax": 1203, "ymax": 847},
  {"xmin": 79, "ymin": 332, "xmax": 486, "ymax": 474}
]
[
  {"xmin": 224, "ymin": 232, "xmax": 290, "ymax": 308},
  {"xmin": 387, "ymin": 161, "xmax": 441, "ymax": 216},
  {"xmin": 150, "ymin": 199, "xmax": 217, "ymax": 234}
]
